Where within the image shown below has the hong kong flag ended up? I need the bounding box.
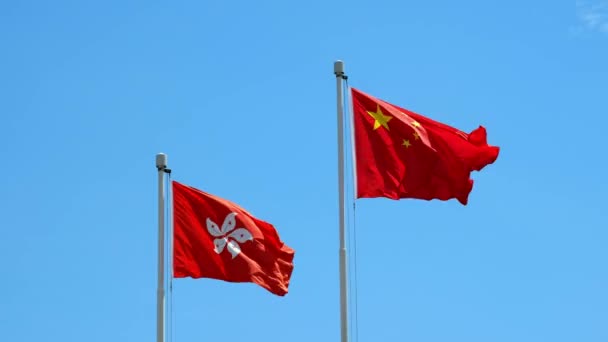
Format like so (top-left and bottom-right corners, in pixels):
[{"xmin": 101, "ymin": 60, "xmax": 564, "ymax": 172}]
[{"xmin": 172, "ymin": 181, "xmax": 295, "ymax": 296}]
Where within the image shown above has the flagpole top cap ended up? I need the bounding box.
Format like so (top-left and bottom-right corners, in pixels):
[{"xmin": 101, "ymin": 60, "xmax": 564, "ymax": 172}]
[
  {"xmin": 334, "ymin": 60, "xmax": 344, "ymax": 75},
  {"xmin": 156, "ymin": 153, "xmax": 167, "ymax": 169}
]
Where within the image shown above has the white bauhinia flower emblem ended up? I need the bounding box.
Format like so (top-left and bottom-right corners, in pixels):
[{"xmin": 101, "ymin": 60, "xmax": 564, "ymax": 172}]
[{"xmin": 206, "ymin": 212, "xmax": 253, "ymax": 259}]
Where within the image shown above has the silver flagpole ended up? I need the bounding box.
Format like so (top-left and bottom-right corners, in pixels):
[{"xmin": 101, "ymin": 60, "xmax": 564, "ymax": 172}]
[
  {"xmin": 334, "ymin": 60, "xmax": 349, "ymax": 342},
  {"xmin": 156, "ymin": 153, "xmax": 167, "ymax": 342}
]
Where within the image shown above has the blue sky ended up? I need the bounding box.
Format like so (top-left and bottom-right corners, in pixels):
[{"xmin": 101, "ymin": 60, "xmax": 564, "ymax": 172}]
[{"xmin": 1, "ymin": 1, "xmax": 607, "ymax": 341}]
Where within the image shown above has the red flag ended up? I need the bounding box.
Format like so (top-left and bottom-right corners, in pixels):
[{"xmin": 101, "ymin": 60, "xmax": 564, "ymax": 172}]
[
  {"xmin": 172, "ymin": 181, "xmax": 295, "ymax": 296},
  {"xmin": 352, "ymin": 88, "xmax": 499, "ymax": 205}
]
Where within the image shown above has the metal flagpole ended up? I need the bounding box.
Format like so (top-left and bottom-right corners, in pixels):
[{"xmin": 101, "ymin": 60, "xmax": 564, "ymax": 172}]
[
  {"xmin": 156, "ymin": 153, "xmax": 168, "ymax": 342},
  {"xmin": 334, "ymin": 60, "xmax": 349, "ymax": 342}
]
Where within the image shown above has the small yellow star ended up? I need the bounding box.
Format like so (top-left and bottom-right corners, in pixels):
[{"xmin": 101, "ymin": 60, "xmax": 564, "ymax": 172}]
[
  {"xmin": 413, "ymin": 131, "xmax": 420, "ymax": 140},
  {"xmin": 366, "ymin": 105, "xmax": 392, "ymax": 131},
  {"xmin": 412, "ymin": 121, "xmax": 421, "ymax": 128},
  {"xmin": 402, "ymin": 139, "xmax": 412, "ymax": 148}
]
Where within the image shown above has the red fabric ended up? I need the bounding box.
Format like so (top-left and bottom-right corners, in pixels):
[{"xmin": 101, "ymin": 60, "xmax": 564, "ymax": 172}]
[
  {"xmin": 352, "ymin": 88, "xmax": 499, "ymax": 205},
  {"xmin": 172, "ymin": 181, "xmax": 294, "ymax": 296}
]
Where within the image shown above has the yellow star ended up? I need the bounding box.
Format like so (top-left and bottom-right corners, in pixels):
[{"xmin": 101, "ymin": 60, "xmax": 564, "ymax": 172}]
[
  {"xmin": 413, "ymin": 131, "xmax": 420, "ymax": 140},
  {"xmin": 412, "ymin": 121, "xmax": 421, "ymax": 128},
  {"xmin": 402, "ymin": 139, "xmax": 412, "ymax": 148},
  {"xmin": 366, "ymin": 105, "xmax": 392, "ymax": 131}
]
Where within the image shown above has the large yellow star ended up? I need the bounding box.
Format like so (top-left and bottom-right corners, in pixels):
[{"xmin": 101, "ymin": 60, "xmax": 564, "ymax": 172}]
[{"xmin": 366, "ymin": 105, "xmax": 392, "ymax": 131}]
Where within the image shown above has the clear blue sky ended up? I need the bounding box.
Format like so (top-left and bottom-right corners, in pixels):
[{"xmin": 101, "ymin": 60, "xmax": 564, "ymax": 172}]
[{"xmin": 1, "ymin": 1, "xmax": 607, "ymax": 341}]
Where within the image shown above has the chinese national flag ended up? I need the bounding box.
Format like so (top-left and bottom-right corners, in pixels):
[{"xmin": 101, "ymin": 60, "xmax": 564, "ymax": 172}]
[
  {"xmin": 352, "ymin": 88, "xmax": 499, "ymax": 205},
  {"xmin": 172, "ymin": 181, "xmax": 295, "ymax": 296}
]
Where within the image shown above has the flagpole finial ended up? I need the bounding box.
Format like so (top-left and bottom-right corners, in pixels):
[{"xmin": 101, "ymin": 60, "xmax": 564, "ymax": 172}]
[
  {"xmin": 334, "ymin": 60, "xmax": 345, "ymax": 76},
  {"xmin": 156, "ymin": 153, "xmax": 167, "ymax": 170}
]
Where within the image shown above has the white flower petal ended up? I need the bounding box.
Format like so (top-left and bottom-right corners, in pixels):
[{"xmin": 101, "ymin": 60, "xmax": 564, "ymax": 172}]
[
  {"xmin": 228, "ymin": 228, "xmax": 253, "ymax": 243},
  {"xmin": 221, "ymin": 212, "xmax": 238, "ymax": 234},
  {"xmin": 213, "ymin": 238, "xmax": 227, "ymax": 254},
  {"xmin": 206, "ymin": 218, "xmax": 223, "ymax": 237},
  {"xmin": 226, "ymin": 240, "xmax": 241, "ymax": 259}
]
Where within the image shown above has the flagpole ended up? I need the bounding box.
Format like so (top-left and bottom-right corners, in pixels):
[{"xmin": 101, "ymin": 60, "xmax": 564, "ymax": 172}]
[
  {"xmin": 334, "ymin": 60, "xmax": 349, "ymax": 342},
  {"xmin": 156, "ymin": 153, "xmax": 167, "ymax": 342}
]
